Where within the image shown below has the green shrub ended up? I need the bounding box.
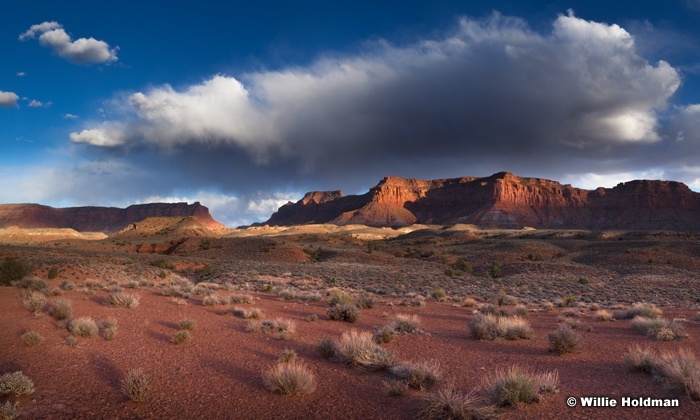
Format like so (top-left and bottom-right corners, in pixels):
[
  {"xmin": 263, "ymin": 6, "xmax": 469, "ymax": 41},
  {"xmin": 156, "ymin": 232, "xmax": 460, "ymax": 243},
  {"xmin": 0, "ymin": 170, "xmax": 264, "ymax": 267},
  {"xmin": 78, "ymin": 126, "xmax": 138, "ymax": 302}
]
[
  {"xmin": 489, "ymin": 261, "xmax": 502, "ymax": 278},
  {"xmin": 47, "ymin": 266, "xmax": 58, "ymax": 279},
  {"xmin": 328, "ymin": 289, "xmax": 354, "ymax": 306},
  {"xmin": 0, "ymin": 257, "xmax": 32, "ymax": 286},
  {"xmin": 317, "ymin": 338, "xmax": 338, "ymax": 359},
  {"xmin": 430, "ymin": 289, "xmax": 447, "ymax": 301}
]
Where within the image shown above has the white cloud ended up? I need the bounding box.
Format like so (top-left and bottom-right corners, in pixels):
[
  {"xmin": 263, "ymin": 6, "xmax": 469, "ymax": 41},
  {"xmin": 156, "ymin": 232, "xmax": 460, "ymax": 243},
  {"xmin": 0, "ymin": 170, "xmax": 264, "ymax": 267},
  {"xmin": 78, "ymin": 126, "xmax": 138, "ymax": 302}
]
[
  {"xmin": 16, "ymin": 72, "xmax": 26, "ymax": 77},
  {"xmin": 63, "ymin": 113, "xmax": 79, "ymax": 119},
  {"xmin": 28, "ymin": 99, "xmax": 52, "ymax": 108},
  {"xmin": 0, "ymin": 91, "xmax": 19, "ymax": 107},
  {"xmin": 20, "ymin": 21, "xmax": 118, "ymax": 65}
]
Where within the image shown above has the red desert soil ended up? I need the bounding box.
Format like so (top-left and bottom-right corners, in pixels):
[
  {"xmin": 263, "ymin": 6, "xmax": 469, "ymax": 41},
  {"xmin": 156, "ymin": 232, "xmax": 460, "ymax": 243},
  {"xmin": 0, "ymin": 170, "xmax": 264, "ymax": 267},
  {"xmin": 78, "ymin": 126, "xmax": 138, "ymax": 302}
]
[
  {"xmin": 1, "ymin": 285, "xmax": 699, "ymax": 419},
  {"xmin": 2, "ymin": 228, "xmax": 700, "ymax": 419}
]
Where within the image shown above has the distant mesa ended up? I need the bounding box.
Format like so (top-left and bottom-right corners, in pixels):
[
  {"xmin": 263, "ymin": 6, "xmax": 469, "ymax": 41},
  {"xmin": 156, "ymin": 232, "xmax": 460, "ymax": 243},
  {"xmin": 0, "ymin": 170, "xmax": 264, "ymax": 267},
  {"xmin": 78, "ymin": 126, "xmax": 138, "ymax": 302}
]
[
  {"xmin": 0, "ymin": 202, "xmax": 226, "ymax": 234},
  {"xmin": 265, "ymin": 172, "xmax": 700, "ymax": 231}
]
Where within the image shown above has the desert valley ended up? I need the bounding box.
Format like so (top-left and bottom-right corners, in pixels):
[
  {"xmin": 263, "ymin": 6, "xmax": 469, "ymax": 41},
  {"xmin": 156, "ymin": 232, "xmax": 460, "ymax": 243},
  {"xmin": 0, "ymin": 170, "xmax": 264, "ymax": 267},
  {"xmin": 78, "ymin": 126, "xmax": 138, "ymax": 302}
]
[{"xmin": 1, "ymin": 173, "xmax": 700, "ymax": 419}]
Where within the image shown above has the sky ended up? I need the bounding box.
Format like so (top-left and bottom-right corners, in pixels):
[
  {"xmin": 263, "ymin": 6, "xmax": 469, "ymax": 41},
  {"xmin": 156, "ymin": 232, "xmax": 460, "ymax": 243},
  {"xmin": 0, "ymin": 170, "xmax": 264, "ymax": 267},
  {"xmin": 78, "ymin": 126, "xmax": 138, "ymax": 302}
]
[{"xmin": 3, "ymin": 1, "xmax": 700, "ymax": 227}]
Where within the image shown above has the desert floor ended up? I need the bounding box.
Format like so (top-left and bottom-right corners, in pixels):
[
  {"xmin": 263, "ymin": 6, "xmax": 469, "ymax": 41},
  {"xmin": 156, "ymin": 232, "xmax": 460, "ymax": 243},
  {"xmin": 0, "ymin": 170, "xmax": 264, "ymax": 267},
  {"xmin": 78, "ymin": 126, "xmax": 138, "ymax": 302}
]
[{"xmin": 1, "ymin": 227, "xmax": 700, "ymax": 419}]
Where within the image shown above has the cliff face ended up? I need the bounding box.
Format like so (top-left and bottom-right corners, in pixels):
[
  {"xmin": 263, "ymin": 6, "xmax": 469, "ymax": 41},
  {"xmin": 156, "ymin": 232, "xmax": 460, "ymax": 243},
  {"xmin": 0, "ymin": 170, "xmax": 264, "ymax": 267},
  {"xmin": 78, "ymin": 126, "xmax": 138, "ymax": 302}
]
[
  {"xmin": 0, "ymin": 202, "xmax": 226, "ymax": 233},
  {"xmin": 265, "ymin": 172, "xmax": 700, "ymax": 230}
]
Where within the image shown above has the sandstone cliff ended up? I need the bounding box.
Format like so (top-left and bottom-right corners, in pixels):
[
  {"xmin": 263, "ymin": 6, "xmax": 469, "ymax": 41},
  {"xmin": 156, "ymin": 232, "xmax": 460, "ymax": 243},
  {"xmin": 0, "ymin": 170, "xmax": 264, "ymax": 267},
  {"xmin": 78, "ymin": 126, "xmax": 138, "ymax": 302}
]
[
  {"xmin": 0, "ymin": 202, "xmax": 226, "ymax": 234},
  {"xmin": 265, "ymin": 172, "xmax": 700, "ymax": 230}
]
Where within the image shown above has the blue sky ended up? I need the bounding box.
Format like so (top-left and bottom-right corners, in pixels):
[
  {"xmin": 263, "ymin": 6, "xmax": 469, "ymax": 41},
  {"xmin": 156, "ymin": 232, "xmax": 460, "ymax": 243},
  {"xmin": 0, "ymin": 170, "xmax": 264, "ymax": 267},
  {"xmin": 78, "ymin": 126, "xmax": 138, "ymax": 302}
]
[{"xmin": 3, "ymin": 1, "xmax": 700, "ymax": 226}]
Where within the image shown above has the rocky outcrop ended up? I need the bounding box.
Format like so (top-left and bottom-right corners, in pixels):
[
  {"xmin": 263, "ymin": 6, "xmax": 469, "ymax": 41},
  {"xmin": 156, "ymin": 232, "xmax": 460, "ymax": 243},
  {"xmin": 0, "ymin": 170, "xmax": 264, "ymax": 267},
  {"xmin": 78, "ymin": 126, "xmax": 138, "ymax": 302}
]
[
  {"xmin": 265, "ymin": 172, "xmax": 700, "ymax": 230},
  {"xmin": 0, "ymin": 202, "xmax": 226, "ymax": 234}
]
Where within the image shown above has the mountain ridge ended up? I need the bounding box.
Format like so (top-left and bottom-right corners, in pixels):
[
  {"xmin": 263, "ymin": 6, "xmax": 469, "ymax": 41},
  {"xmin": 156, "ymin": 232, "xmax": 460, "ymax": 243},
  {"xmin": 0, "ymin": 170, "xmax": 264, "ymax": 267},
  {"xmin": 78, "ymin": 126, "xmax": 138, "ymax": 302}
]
[{"xmin": 265, "ymin": 172, "xmax": 700, "ymax": 230}]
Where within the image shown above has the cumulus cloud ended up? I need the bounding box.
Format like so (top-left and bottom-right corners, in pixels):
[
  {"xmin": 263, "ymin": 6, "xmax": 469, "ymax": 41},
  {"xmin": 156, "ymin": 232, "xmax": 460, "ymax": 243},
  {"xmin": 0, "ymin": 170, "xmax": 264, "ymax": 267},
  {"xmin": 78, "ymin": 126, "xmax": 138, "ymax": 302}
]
[
  {"xmin": 20, "ymin": 21, "xmax": 118, "ymax": 65},
  {"xmin": 28, "ymin": 99, "xmax": 52, "ymax": 108},
  {"xmin": 0, "ymin": 91, "xmax": 19, "ymax": 107}
]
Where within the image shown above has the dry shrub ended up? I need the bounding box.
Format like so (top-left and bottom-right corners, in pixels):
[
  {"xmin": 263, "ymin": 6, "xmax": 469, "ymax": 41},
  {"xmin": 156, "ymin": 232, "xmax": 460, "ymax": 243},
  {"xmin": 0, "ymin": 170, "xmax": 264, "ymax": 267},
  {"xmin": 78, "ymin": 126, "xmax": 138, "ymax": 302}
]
[
  {"xmin": 0, "ymin": 372, "xmax": 35, "ymax": 397},
  {"xmin": 172, "ymin": 330, "xmax": 191, "ymax": 345},
  {"xmin": 177, "ymin": 319, "xmax": 196, "ymax": 330},
  {"xmin": 328, "ymin": 289, "xmax": 354, "ymax": 306},
  {"xmin": 374, "ymin": 325, "xmax": 396, "ymax": 344},
  {"xmin": 485, "ymin": 365, "xmax": 559, "ymax": 407},
  {"xmin": 624, "ymin": 345, "xmax": 656, "ymax": 374},
  {"xmin": 0, "ymin": 401, "xmax": 19, "ymax": 420},
  {"xmin": 631, "ymin": 316, "xmax": 686, "ymax": 341},
  {"xmin": 547, "ymin": 324, "xmax": 580, "ymax": 354},
  {"xmin": 356, "ymin": 292, "xmax": 375, "ymax": 309},
  {"xmin": 513, "ymin": 305, "xmax": 528, "ymax": 316},
  {"xmin": 20, "ymin": 331, "xmax": 43, "ymax": 347},
  {"xmin": 655, "ymin": 348, "xmax": 700, "ymax": 400},
  {"xmin": 69, "ymin": 317, "xmax": 98, "ymax": 338},
  {"xmin": 327, "ymin": 304, "xmax": 360, "ymax": 323},
  {"xmin": 263, "ymin": 361, "xmax": 316, "ymax": 396},
  {"xmin": 614, "ymin": 303, "xmax": 663, "ymax": 320},
  {"xmin": 419, "ymin": 386, "xmax": 495, "ymax": 420},
  {"xmin": 386, "ymin": 380, "xmax": 409, "ymax": 396},
  {"xmin": 47, "ymin": 299, "xmax": 72, "ymax": 320},
  {"xmin": 594, "ymin": 310, "xmax": 614, "ymax": 321},
  {"xmin": 104, "ymin": 292, "xmax": 140, "ymax": 308},
  {"xmin": 335, "ymin": 329, "xmax": 396, "ymax": 370},
  {"xmin": 462, "ymin": 298, "xmax": 478, "ymax": 307},
  {"xmin": 278, "ymin": 348, "xmax": 298, "ymax": 363},
  {"xmin": 121, "ymin": 369, "xmax": 150, "ymax": 402},
  {"xmin": 389, "ymin": 314, "xmax": 421, "ymax": 334},
  {"xmin": 469, "ymin": 314, "xmax": 533, "ymax": 341},
  {"xmin": 201, "ymin": 293, "xmax": 222, "ymax": 306},
  {"xmin": 228, "ymin": 293, "xmax": 254, "ymax": 304},
  {"xmin": 98, "ymin": 318, "xmax": 118, "ymax": 340},
  {"xmin": 22, "ymin": 291, "xmax": 46, "ymax": 315},
  {"xmin": 389, "ymin": 361, "xmax": 441, "ymax": 390},
  {"xmin": 317, "ymin": 338, "xmax": 338, "ymax": 359}
]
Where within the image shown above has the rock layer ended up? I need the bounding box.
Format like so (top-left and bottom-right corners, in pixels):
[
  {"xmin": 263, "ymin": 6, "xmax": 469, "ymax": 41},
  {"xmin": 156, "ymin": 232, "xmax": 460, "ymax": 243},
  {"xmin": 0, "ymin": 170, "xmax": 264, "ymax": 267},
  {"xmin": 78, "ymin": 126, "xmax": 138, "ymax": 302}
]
[
  {"xmin": 265, "ymin": 172, "xmax": 700, "ymax": 230},
  {"xmin": 0, "ymin": 202, "xmax": 225, "ymax": 234}
]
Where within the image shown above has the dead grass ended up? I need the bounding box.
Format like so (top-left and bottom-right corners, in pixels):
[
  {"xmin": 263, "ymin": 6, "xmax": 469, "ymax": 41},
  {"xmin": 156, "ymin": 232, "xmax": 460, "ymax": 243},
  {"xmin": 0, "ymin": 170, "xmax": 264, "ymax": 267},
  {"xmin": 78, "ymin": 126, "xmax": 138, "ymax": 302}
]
[
  {"xmin": 388, "ymin": 314, "xmax": 421, "ymax": 334},
  {"xmin": 98, "ymin": 318, "xmax": 118, "ymax": 340},
  {"xmin": 47, "ymin": 299, "xmax": 72, "ymax": 320},
  {"xmin": 177, "ymin": 319, "xmax": 196, "ymax": 330},
  {"xmin": 468, "ymin": 314, "xmax": 533, "ymax": 341},
  {"xmin": 22, "ymin": 291, "xmax": 46, "ymax": 315},
  {"xmin": 334, "ymin": 329, "xmax": 396, "ymax": 370},
  {"xmin": 484, "ymin": 365, "xmax": 559, "ymax": 407},
  {"xmin": 0, "ymin": 401, "xmax": 19, "ymax": 420},
  {"xmin": 104, "ymin": 292, "xmax": 140, "ymax": 308},
  {"xmin": 419, "ymin": 386, "xmax": 495, "ymax": 419},
  {"xmin": 655, "ymin": 348, "xmax": 700, "ymax": 400},
  {"xmin": 614, "ymin": 303, "xmax": 663, "ymax": 320},
  {"xmin": 624, "ymin": 345, "xmax": 656, "ymax": 373},
  {"xmin": 389, "ymin": 361, "xmax": 441, "ymax": 390},
  {"xmin": 327, "ymin": 304, "xmax": 360, "ymax": 323},
  {"xmin": 263, "ymin": 361, "xmax": 316, "ymax": 396},
  {"xmin": 172, "ymin": 330, "xmax": 191, "ymax": 345},
  {"xmin": 121, "ymin": 369, "xmax": 150, "ymax": 402}
]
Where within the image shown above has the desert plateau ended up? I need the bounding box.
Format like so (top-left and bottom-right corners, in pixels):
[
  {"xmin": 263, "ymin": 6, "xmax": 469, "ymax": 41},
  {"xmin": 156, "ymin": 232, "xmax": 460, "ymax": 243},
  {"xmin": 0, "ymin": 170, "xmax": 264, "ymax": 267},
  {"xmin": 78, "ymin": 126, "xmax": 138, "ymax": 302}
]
[{"xmin": 2, "ymin": 173, "xmax": 700, "ymax": 419}]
